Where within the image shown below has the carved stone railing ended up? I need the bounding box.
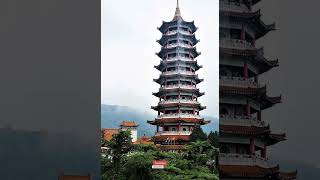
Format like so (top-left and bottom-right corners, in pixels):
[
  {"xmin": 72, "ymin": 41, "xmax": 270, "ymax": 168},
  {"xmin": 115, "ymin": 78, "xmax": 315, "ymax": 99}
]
[
  {"xmin": 220, "ymin": 38, "xmax": 254, "ymax": 50},
  {"xmin": 159, "ymin": 99, "xmax": 199, "ymax": 105},
  {"xmin": 219, "ymin": 153, "xmax": 269, "ymax": 167},
  {"xmin": 157, "ymin": 113, "xmax": 200, "ymax": 119},
  {"xmin": 155, "ymin": 131, "xmax": 192, "ymax": 136},
  {"xmin": 161, "ymin": 84, "xmax": 196, "ymax": 90},
  {"xmin": 219, "ymin": 114, "xmax": 265, "ymax": 127},
  {"xmin": 220, "ymin": 0, "xmax": 250, "ymax": 13},
  {"xmin": 220, "ymin": 76, "xmax": 258, "ymax": 88},
  {"xmin": 162, "ymin": 70, "xmax": 194, "ymax": 76}
]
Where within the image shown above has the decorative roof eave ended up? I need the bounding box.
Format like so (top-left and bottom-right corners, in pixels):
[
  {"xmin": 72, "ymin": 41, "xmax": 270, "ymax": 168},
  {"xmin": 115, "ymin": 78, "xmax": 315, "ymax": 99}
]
[
  {"xmin": 158, "ymin": 20, "xmax": 197, "ymax": 34},
  {"xmin": 219, "ymin": 164, "xmax": 280, "ymax": 178},
  {"xmin": 154, "ymin": 60, "xmax": 202, "ymax": 71},
  {"xmin": 220, "ymin": 85, "xmax": 267, "ymax": 96},
  {"xmin": 153, "ymin": 75, "xmax": 203, "ymax": 84},
  {"xmin": 219, "ymin": 124, "xmax": 271, "ymax": 136},
  {"xmin": 220, "ymin": 47, "xmax": 279, "ymax": 74},
  {"xmin": 266, "ymin": 133, "xmax": 287, "ymax": 146},
  {"xmin": 156, "ymin": 144, "xmax": 186, "ymax": 150},
  {"xmin": 220, "ymin": 9, "xmax": 261, "ymax": 19},
  {"xmin": 243, "ymin": 0, "xmax": 262, "ymax": 7},
  {"xmin": 147, "ymin": 118, "xmax": 210, "ymax": 125},
  {"xmin": 151, "ymin": 104, "xmax": 206, "ymax": 111},
  {"xmin": 278, "ymin": 170, "xmax": 298, "ymax": 180},
  {"xmin": 152, "ymin": 88, "xmax": 205, "ymax": 98},
  {"xmin": 157, "ymin": 33, "xmax": 199, "ymax": 46},
  {"xmin": 157, "ymin": 46, "xmax": 201, "ymax": 59}
]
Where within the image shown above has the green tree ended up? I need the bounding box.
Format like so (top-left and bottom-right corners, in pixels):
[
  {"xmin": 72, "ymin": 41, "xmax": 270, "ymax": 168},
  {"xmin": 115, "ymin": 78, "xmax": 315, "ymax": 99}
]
[
  {"xmin": 190, "ymin": 127, "xmax": 207, "ymax": 142},
  {"xmin": 107, "ymin": 130, "xmax": 133, "ymax": 172},
  {"xmin": 207, "ymin": 131, "xmax": 219, "ymax": 148}
]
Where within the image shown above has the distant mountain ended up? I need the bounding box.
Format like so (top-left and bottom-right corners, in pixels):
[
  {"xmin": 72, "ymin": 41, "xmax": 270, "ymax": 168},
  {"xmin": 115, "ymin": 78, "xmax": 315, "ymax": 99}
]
[{"xmin": 101, "ymin": 104, "xmax": 219, "ymax": 137}]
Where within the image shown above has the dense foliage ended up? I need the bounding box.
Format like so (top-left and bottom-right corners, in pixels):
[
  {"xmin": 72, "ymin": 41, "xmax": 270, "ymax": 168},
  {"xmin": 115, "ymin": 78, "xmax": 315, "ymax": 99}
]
[{"xmin": 101, "ymin": 129, "xmax": 219, "ymax": 180}]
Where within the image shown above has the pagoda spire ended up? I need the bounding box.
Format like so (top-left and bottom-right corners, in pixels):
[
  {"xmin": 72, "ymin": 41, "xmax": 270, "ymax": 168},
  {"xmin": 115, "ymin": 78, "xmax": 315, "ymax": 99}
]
[{"xmin": 173, "ymin": 0, "xmax": 182, "ymax": 20}]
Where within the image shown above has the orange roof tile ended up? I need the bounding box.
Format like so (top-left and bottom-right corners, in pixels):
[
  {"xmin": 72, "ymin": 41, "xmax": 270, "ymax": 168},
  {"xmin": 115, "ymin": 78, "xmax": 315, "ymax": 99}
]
[
  {"xmin": 121, "ymin": 121, "xmax": 138, "ymax": 127},
  {"xmin": 101, "ymin": 128, "xmax": 119, "ymax": 141}
]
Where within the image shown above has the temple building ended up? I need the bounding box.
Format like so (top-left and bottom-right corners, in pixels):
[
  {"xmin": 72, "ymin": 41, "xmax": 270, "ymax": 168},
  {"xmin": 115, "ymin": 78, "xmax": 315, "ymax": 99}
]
[
  {"xmin": 148, "ymin": 0, "xmax": 210, "ymax": 152},
  {"xmin": 219, "ymin": 0, "xmax": 297, "ymax": 179},
  {"xmin": 101, "ymin": 121, "xmax": 139, "ymax": 142}
]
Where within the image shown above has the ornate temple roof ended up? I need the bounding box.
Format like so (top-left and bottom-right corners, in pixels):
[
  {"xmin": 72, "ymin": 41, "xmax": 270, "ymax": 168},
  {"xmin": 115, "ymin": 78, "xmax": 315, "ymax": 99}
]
[
  {"xmin": 157, "ymin": 46, "xmax": 201, "ymax": 59},
  {"xmin": 219, "ymin": 164, "xmax": 279, "ymax": 178},
  {"xmin": 220, "ymin": 9, "xmax": 276, "ymax": 39},
  {"xmin": 220, "ymin": 85, "xmax": 281, "ymax": 110},
  {"xmin": 278, "ymin": 170, "xmax": 298, "ymax": 180},
  {"xmin": 220, "ymin": 47, "xmax": 279, "ymax": 74},
  {"xmin": 152, "ymin": 87, "xmax": 204, "ymax": 97},
  {"xmin": 120, "ymin": 121, "xmax": 138, "ymax": 127},
  {"xmin": 153, "ymin": 74, "xmax": 203, "ymax": 84},
  {"xmin": 158, "ymin": 1, "xmax": 197, "ymax": 34},
  {"xmin": 154, "ymin": 60, "xmax": 202, "ymax": 71},
  {"xmin": 220, "ymin": 124, "xmax": 270, "ymax": 135},
  {"xmin": 151, "ymin": 103, "xmax": 206, "ymax": 111},
  {"xmin": 266, "ymin": 133, "xmax": 287, "ymax": 146},
  {"xmin": 148, "ymin": 118, "xmax": 210, "ymax": 125},
  {"xmin": 157, "ymin": 33, "xmax": 199, "ymax": 46},
  {"xmin": 101, "ymin": 128, "xmax": 120, "ymax": 141}
]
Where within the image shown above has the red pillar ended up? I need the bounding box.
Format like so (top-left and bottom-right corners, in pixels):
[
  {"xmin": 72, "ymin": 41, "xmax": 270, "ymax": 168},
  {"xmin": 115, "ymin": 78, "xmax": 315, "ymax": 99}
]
[
  {"xmin": 244, "ymin": 62, "xmax": 248, "ymax": 78},
  {"xmin": 261, "ymin": 145, "xmax": 267, "ymax": 158},
  {"xmin": 246, "ymin": 103, "xmax": 251, "ymax": 117},
  {"xmin": 240, "ymin": 24, "xmax": 246, "ymax": 40},
  {"xmin": 178, "ymin": 123, "xmax": 181, "ymax": 131},
  {"xmin": 250, "ymin": 138, "xmax": 255, "ymax": 155}
]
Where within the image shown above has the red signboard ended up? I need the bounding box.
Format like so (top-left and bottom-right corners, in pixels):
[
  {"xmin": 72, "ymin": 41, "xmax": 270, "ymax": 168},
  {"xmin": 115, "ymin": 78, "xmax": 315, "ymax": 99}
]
[{"xmin": 152, "ymin": 160, "xmax": 168, "ymax": 169}]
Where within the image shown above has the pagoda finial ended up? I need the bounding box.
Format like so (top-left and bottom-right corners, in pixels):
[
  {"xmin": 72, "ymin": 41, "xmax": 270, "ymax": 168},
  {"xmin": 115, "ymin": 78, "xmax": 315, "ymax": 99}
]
[{"xmin": 173, "ymin": 0, "xmax": 182, "ymax": 20}]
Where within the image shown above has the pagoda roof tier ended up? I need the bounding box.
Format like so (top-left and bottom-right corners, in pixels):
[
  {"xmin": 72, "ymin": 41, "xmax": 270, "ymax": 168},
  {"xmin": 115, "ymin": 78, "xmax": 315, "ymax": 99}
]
[
  {"xmin": 220, "ymin": 124, "xmax": 271, "ymax": 136},
  {"xmin": 220, "ymin": 9, "xmax": 276, "ymax": 39},
  {"xmin": 154, "ymin": 60, "xmax": 203, "ymax": 71},
  {"xmin": 153, "ymin": 87, "xmax": 204, "ymax": 97},
  {"xmin": 278, "ymin": 170, "xmax": 298, "ymax": 180},
  {"xmin": 157, "ymin": 33, "xmax": 199, "ymax": 46},
  {"xmin": 158, "ymin": 20, "xmax": 197, "ymax": 34},
  {"xmin": 265, "ymin": 133, "xmax": 287, "ymax": 146},
  {"xmin": 148, "ymin": 118, "xmax": 210, "ymax": 125},
  {"xmin": 154, "ymin": 134, "xmax": 190, "ymax": 142},
  {"xmin": 157, "ymin": 46, "xmax": 201, "ymax": 59},
  {"xmin": 220, "ymin": 85, "xmax": 282, "ymax": 110},
  {"xmin": 243, "ymin": 0, "xmax": 262, "ymax": 7},
  {"xmin": 220, "ymin": 47, "xmax": 279, "ymax": 74},
  {"xmin": 154, "ymin": 74, "xmax": 204, "ymax": 84},
  {"xmin": 219, "ymin": 164, "xmax": 280, "ymax": 178},
  {"xmin": 151, "ymin": 102, "xmax": 206, "ymax": 111}
]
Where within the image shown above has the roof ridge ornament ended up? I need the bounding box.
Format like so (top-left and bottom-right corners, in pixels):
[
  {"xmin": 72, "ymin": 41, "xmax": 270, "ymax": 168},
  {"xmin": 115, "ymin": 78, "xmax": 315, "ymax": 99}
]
[{"xmin": 173, "ymin": 0, "xmax": 182, "ymax": 21}]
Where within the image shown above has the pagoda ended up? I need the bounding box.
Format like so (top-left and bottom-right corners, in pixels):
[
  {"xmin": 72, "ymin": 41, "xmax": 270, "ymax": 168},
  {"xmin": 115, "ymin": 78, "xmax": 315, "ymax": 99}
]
[
  {"xmin": 219, "ymin": 0, "xmax": 297, "ymax": 179},
  {"xmin": 148, "ymin": 0, "xmax": 210, "ymax": 152}
]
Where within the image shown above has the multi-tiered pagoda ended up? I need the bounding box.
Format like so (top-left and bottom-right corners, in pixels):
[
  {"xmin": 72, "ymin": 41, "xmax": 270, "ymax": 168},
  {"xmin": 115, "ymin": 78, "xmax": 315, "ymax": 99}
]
[
  {"xmin": 219, "ymin": 0, "xmax": 297, "ymax": 179},
  {"xmin": 148, "ymin": 1, "xmax": 210, "ymax": 152}
]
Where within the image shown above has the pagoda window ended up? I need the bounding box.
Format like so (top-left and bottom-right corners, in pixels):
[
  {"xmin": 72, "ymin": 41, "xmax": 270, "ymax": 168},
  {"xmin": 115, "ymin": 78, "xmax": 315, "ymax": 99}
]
[{"xmin": 182, "ymin": 128, "xmax": 187, "ymax": 131}]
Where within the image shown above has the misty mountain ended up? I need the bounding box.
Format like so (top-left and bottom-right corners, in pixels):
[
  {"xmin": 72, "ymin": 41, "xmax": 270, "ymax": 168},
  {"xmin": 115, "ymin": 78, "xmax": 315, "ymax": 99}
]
[{"xmin": 101, "ymin": 104, "xmax": 219, "ymax": 137}]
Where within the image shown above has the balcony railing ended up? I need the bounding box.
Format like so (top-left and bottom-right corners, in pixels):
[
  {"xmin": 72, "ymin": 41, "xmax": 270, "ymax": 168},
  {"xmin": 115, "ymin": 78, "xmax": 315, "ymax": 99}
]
[
  {"xmin": 157, "ymin": 113, "xmax": 200, "ymax": 119},
  {"xmin": 220, "ymin": 38, "xmax": 254, "ymax": 50},
  {"xmin": 159, "ymin": 99, "xmax": 199, "ymax": 105},
  {"xmin": 166, "ymin": 43, "xmax": 193, "ymax": 49},
  {"xmin": 219, "ymin": 153, "xmax": 269, "ymax": 167},
  {"xmin": 166, "ymin": 29, "xmax": 192, "ymax": 36},
  {"xmin": 220, "ymin": 76, "xmax": 258, "ymax": 88},
  {"xmin": 155, "ymin": 131, "xmax": 192, "ymax": 136},
  {"xmin": 161, "ymin": 84, "xmax": 197, "ymax": 90},
  {"xmin": 162, "ymin": 70, "xmax": 195, "ymax": 76},
  {"xmin": 220, "ymin": 0, "xmax": 250, "ymax": 12},
  {"xmin": 165, "ymin": 56, "xmax": 193, "ymax": 62},
  {"xmin": 219, "ymin": 114, "xmax": 265, "ymax": 127}
]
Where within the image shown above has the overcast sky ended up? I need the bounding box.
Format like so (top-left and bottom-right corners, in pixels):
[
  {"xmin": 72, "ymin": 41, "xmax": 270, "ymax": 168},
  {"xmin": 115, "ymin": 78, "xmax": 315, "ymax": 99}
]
[{"xmin": 102, "ymin": 0, "xmax": 219, "ymax": 118}]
